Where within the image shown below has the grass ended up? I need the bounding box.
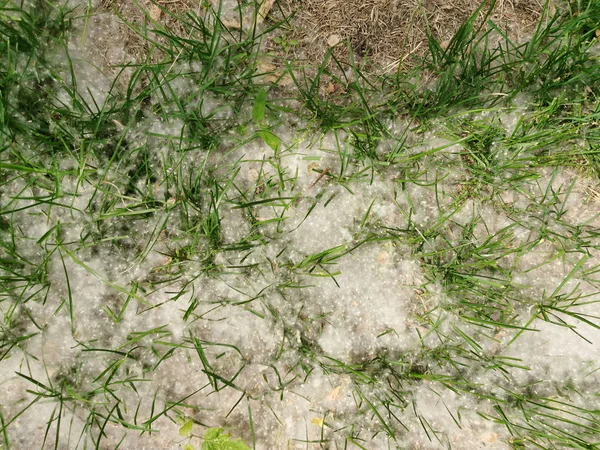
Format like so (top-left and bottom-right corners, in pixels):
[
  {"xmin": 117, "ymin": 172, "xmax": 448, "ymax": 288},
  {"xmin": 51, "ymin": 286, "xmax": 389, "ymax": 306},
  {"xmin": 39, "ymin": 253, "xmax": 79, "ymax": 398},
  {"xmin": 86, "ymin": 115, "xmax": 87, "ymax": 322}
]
[{"xmin": 1, "ymin": 0, "xmax": 600, "ymax": 449}]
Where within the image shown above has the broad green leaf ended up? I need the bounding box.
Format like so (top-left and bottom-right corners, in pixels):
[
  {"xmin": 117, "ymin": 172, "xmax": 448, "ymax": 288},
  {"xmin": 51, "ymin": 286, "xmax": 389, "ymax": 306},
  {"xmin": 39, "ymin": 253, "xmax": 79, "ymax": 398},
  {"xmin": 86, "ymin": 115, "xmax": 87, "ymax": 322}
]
[
  {"xmin": 252, "ymin": 89, "xmax": 266, "ymax": 124},
  {"xmin": 228, "ymin": 439, "xmax": 251, "ymax": 450},
  {"xmin": 179, "ymin": 419, "xmax": 193, "ymax": 437},
  {"xmin": 204, "ymin": 427, "xmax": 223, "ymax": 441},
  {"xmin": 184, "ymin": 444, "xmax": 194, "ymax": 450},
  {"xmin": 202, "ymin": 428, "xmax": 250, "ymax": 450},
  {"xmin": 257, "ymin": 130, "xmax": 280, "ymax": 152}
]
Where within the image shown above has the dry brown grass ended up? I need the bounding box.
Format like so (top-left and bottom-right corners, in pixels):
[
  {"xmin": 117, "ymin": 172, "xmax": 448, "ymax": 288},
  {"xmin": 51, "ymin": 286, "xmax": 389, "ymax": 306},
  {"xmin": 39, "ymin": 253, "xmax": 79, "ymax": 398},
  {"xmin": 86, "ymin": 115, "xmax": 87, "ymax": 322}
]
[
  {"xmin": 273, "ymin": 0, "xmax": 551, "ymax": 72},
  {"xmin": 98, "ymin": 1, "xmax": 278, "ymax": 64},
  {"xmin": 94, "ymin": 0, "xmax": 554, "ymax": 78}
]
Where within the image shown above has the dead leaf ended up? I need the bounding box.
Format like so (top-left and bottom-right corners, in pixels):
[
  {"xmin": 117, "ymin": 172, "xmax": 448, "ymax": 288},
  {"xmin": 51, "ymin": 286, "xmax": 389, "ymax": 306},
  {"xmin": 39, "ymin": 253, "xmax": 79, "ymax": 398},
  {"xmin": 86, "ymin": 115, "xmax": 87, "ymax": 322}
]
[
  {"xmin": 263, "ymin": 74, "xmax": 279, "ymax": 84},
  {"xmin": 328, "ymin": 386, "xmax": 341, "ymax": 400},
  {"xmin": 247, "ymin": 168, "xmax": 259, "ymax": 182},
  {"xmin": 377, "ymin": 251, "xmax": 389, "ymax": 264},
  {"xmin": 596, "ymin": 29, "xmax": 600, "ymax": 40},
  {"xmin": 258, "ymin": 60, "xmax": 277, "ymax": 82},
  {"xmin": 149, "ymin": 4, "xmax": 161, "ymax": 21},
  {"xmin": 481, "ymin": 432, "xmax": 498, "ymax": 444},
  {"xmin": 327, "ymin": 34, "xmax": 341, "ymax": 47},
  {"xmin": 258, "ymin": 61, "xmax": 276, "ymax": 73},
  {"xmin": 258, "ymin": 0, "xmax": 276, "ymax": 23},
  {"xmin": 263, "ymin": 72, "xmax": 294, "ymax": 86},
  {"xmin": 111, "ymin": 119, "xmax": 124, "ymax": 129},
  {"xmin": 221, "ymin": 19, "xmax": 241, "ymax": 29},
  {"xmin": 325, "ymin": 82, "xmax": 335, "ymax": 94},
  {"xmin": 278, "ymin": 73, "xmax": 294, "ymax": 86}
]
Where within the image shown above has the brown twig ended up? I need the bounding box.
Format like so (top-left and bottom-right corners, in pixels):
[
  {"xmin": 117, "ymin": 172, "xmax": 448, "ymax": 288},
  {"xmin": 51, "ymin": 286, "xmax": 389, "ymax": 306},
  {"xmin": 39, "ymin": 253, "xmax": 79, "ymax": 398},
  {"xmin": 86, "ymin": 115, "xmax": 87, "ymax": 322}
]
[{"xmin": 308, "ymin": 167, "xmax": 332, "ymax": 189}]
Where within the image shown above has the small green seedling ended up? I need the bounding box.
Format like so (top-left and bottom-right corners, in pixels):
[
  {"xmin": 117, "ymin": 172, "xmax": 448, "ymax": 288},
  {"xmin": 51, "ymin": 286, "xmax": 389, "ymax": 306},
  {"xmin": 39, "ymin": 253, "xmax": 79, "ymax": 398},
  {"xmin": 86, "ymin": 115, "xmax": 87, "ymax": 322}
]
[
  {"xmin": 201, "ymin": 428, "xmax": 250, "ymax": 450},
  {"xmin": 180, "ymin": 419, "xmax": 194, "ymax": 438},
  {"xmin": 272, "ymin": 34, "xmax": 298, "ymax": 53},
  {"xmin": 256, "ymin": 129, "xmax": 281, "ymax": 152},
  {"xmin": 180, "ymin": 424, "xmax": 250, "ymax": 450}
]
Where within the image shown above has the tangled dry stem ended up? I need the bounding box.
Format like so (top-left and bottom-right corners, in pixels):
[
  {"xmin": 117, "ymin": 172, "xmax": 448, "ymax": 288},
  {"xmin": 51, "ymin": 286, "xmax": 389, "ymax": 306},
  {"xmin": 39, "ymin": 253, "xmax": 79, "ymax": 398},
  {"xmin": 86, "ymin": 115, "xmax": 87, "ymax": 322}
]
[
  {"xmin": 97, "ymin": 0, "xmax": 551, "ymax": 77},
  {"xmin": 274, "ymin": 0, "xmax": 550, "ymax": 72}
]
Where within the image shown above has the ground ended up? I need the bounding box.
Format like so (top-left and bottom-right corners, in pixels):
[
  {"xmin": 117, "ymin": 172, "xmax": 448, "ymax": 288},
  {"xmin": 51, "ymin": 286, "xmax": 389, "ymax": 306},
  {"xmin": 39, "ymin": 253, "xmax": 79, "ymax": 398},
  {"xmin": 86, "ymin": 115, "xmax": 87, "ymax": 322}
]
[{"xmin": 1, "ymin": 0, "xmax": 600, "ymax": 449}]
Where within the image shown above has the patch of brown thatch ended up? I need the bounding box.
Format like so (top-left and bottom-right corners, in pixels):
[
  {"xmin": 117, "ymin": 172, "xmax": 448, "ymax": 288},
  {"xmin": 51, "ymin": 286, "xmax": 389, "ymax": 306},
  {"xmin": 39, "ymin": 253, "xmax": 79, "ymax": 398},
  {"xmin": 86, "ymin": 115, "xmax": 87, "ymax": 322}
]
[
  {"xmin": 92, "ymin": 0, "xmax": 554, "ymax": 87},
  {"xmin": 273, "ymin": 0, "xmax": 551, "ymax": 72}
]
